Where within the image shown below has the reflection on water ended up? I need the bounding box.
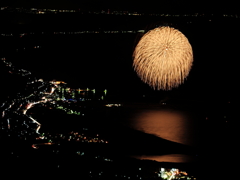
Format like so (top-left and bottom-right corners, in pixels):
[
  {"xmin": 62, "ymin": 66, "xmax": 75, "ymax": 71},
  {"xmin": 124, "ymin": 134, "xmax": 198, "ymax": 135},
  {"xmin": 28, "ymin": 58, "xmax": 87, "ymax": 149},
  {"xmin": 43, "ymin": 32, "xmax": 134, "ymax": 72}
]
[
  {"xmin": 132, "ymin": 154, "xmax": 197, "ymax": 163},
  {"xmin": 113, "ymin": 103, "xmax": 200, "ymax": 163},
  {"xmin": 128, "ymin": 108, "xmax": 197, "ymax": 147}
]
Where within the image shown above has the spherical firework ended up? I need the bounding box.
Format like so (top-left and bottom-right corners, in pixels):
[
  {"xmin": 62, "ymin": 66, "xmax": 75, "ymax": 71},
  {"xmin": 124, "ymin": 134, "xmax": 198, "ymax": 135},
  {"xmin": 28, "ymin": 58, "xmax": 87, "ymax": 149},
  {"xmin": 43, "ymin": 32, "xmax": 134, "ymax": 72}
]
[{"xmin": 133, "ymin": 26, "xmax": 193, "ymax": 90}]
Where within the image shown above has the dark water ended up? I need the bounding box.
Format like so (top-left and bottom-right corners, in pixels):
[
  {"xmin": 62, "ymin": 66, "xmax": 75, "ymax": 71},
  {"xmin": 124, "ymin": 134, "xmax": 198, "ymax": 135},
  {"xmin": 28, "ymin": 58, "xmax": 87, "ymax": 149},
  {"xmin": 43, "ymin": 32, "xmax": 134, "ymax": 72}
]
[
  {"xmin": 106, "ymin": 102, "xmax": 201, "ymax": 155},
  {"xmin": 39, "ymin": 101, "xmax": 201, "ymax": 161},
  {"xmin": 36, "ymin": 100, "xmax": 235, "ymax": 180}
]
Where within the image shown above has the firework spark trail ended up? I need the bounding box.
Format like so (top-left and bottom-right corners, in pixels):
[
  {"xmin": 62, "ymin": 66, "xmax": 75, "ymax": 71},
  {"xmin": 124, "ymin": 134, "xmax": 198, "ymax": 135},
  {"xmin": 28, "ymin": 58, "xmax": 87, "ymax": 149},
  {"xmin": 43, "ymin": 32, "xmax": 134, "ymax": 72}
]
[{"xmin": 133, "ymin": 26, "xmax": 193, "ymax": 90}]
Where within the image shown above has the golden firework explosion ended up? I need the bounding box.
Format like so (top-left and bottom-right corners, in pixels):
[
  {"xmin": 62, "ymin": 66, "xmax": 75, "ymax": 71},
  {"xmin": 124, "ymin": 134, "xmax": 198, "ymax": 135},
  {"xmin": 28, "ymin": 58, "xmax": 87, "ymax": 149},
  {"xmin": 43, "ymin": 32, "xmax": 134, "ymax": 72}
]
[{"xmin": 133, "ymin": 26, "xmax": 193, "ymax": 90}]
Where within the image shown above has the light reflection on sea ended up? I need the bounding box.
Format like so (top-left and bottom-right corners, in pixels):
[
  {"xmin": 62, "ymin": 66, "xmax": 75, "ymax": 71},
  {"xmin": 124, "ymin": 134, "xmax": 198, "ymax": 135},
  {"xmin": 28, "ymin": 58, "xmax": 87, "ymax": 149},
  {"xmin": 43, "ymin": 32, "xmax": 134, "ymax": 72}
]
[
  {"xmin": 132, "ymin": 154, "xmax": 197, "ymax": 163},
  {"xmin": 114, "ymin": 103, "xmax": 200, "ymax": 163},
  {"xmin": 128, "ymin": 109, "xmax": 197, "ymax": 147}
]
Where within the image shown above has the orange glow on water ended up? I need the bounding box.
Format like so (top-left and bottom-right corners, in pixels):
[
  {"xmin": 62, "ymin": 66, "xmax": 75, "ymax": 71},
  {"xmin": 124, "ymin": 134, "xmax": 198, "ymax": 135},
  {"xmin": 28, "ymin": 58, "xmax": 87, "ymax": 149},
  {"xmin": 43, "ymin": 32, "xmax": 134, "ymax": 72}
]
[
  {"xmin": 129, "ymin": 109, "xmax": 196, "ymax": 146},
  {"xmin": 133, "ymin": 154, "xmax": 196, "ymax": 163}
]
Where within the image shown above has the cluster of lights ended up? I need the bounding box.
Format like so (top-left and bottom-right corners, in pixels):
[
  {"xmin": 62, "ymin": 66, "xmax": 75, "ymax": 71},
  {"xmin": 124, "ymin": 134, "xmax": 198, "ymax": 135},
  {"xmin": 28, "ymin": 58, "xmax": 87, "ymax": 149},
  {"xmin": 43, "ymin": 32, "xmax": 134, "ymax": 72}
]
[
  {"xmin": 55, "ymin": 106, "xmax": 81, "ymax": 115},
  {"xmin": 0, "ymin": 31, "xmax": 141, "ymax": 37},
  {"xmin": 0, "ymin": 58, "xmax": 76, "ymax": 140},
  {"xmin": 56, "ymin": 86, "xmax": 107, "ymax": 102},
  {"xmin": 38, "ymin": 131, "xmax": 108, "ymax": 144},
  {"xmin": 1, "ymin": 7, "xmax": 239, "ymax": 18},
  {"xmin": 159, "ymin": 168, "xmax": 194, "ymax": 180},
  {"xmin": 0, "ymin": 57, "xmax": 108, "ymax": 144},
  {"xmin": 105, "ymin": 104, "xmax": 122, "ymax": 107}
]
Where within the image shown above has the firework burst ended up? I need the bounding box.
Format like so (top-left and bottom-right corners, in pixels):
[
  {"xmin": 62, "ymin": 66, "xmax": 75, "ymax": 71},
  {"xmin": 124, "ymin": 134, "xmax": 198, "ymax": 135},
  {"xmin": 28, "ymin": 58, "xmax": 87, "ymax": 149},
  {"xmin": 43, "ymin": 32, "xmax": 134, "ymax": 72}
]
[{"xmin": 133, "ymin": 26, "xmax": 193, "ymax": 90}]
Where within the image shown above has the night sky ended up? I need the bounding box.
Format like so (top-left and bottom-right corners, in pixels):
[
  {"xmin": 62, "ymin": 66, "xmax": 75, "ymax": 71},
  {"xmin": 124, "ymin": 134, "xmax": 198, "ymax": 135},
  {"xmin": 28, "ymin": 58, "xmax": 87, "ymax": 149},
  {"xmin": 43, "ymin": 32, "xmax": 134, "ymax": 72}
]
[{"xmin": 1, "ymin": 1, "xmax": 240, "ymax": 102}]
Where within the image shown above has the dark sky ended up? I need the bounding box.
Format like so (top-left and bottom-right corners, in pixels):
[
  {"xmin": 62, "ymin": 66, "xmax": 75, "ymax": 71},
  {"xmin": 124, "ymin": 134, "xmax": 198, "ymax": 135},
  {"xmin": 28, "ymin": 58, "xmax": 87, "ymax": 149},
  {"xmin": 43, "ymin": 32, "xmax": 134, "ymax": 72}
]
[
  {"xmin": 1, "ymin": 0, "xmax": 239, "ymax": 13},
  {"xmin": 1, "ymin": 0, "xmax": 240, "ymax": 102}
]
